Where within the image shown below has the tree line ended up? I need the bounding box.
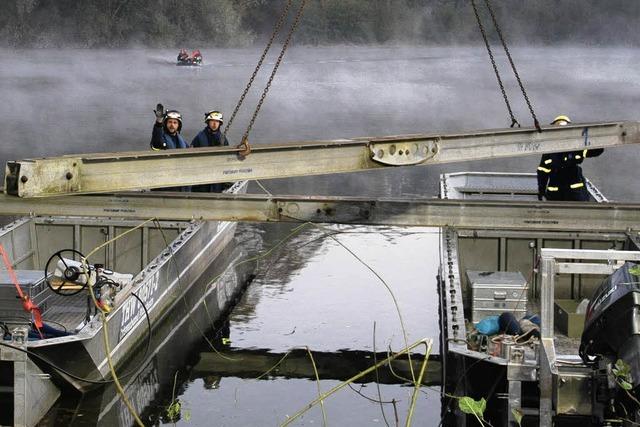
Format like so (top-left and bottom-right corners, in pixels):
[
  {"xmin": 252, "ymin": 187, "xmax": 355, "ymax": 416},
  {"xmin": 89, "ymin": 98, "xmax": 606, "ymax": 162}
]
[{"xmin": 2, "ymin": 0, "xmax": 639, "ymax": 48}]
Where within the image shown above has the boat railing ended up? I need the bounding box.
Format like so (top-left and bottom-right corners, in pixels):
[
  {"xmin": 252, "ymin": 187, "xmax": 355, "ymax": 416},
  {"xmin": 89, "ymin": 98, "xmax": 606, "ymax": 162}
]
[{"xmin": 538, "ymin": 248, "xmax": 640, "ymax": 427}]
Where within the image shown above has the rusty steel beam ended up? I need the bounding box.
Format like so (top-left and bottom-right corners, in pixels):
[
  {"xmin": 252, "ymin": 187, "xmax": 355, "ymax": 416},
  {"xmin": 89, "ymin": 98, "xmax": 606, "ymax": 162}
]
[
  {"xmin": 1, "ymin": 191, "xmax": 639, "ymax": 232},
  {"xmin": 5, "ymin": 121, "xmax": 639, "ymax": 197}
]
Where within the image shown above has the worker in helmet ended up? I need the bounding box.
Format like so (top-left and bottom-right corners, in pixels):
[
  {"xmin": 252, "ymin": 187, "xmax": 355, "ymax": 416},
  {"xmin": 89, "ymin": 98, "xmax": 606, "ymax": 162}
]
[
  {"xmin": 191, "ymin": 110, "xmax": 228, "ymax": 149},
  {"xmin": 536, "ymin": 115, "xmax": 604, "ymax": 201},
  {"xmin": 150, "ymin": 103, "xmax": 188, "ymax": 191},
  {"xmin": 190, "ymin": 110, "xmax": 229, "ymax": 192},
  {"xmin": 150, "ymin": 103, "xmax": 188, "ymax": 150}
]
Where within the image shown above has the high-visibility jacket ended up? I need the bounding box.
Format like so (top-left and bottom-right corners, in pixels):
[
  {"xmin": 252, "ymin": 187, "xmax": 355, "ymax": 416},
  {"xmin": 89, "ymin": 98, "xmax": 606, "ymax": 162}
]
[{"xmin": 537, "ymin": 148, "xmax": 603, "ymax": 200}]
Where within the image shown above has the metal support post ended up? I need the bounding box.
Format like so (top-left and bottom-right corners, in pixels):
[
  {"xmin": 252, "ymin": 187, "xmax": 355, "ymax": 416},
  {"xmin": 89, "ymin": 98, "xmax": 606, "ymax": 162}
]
[{"xmin": 539, "ymin": 256, "xmax": 556, "ymax": 426}]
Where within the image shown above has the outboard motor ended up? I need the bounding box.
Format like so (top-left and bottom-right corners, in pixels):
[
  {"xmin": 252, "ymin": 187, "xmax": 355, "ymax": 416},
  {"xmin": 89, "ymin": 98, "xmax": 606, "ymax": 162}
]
[
  {"xmin": 580, "ymin": 262, "xmax": 640, "ymax": 381},
  {"xmin": 580, "ymin": 262, "xmax": 640, "ymax": 422}
]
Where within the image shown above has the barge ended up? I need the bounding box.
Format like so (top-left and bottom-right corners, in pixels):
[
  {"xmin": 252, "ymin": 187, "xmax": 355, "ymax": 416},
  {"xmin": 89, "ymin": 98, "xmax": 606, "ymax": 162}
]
[{"xmin": 439, "ymin": 172, "xmax": 640, "ymax": 426}]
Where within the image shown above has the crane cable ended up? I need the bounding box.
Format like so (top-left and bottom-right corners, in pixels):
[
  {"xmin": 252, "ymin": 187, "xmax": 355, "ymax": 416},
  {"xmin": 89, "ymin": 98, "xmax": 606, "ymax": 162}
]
[
  {"xmin": 234, "ymin": 0, "xmax": 308, "ymax": 159},
  {"xmin": 223, "ymin": 0, "xmax": 295, "ymax": 137},
  {"xmin": 470, "ymin": 0, "xmax": 541, "ymax": 131}
]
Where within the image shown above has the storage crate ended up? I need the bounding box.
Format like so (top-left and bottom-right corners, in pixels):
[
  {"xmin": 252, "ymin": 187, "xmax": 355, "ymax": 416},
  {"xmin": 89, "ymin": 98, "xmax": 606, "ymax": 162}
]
[
  {"xmin": 0, "ymin": 270, "xmax": 50, "ymax": 321},
  {"xmin": 467, "ymin": 270, "xmax": 528, "ymax": 324},
  {"xmin": 555, "ymin": 299, "xmax": 585, "ymax": 338}
]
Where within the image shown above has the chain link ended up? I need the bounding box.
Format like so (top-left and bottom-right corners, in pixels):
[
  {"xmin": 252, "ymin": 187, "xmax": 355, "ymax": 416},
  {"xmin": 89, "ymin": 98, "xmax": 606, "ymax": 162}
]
[
  {"xmin": 224, "ymin": 0, "xmax": 295, "ymax": 136},
  {"xmin": 483, "ymin": 0, "xmax": 541, "ymax": 131},
  {"xmin": 241, "ymin": 0, "xmax": 308, "ymax": 144},
  {"xmin": 470, "ymin": 0, "xmax": 520, "ymax": 128}
]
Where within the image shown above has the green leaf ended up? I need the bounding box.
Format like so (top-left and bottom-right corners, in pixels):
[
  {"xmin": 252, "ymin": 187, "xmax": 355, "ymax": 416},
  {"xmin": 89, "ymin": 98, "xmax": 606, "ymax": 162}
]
[
  {"xmin": 614, "ymin": 359, "xmax": 633, "ymax": 384},
  {"xmin": 629, "ymin": 265, "xmax": 640, "ymax": 276},
  {"xmin": 615, "ymin": 359, "xmax": 630, "ymax": 373},
  {"xmin": 459, "ymin": 397, "xmax": 486, "ymax": 417},
  {"xmin": 620, "ymin": 379, "xmax": 633, "ymax": 390},
  {"xmin": 511, "ymin": 408, "xmax": 523, "ymax": 426},
  {"xmin": 166, "ymin": 399, "xmax": 181, "ymax": 420}
]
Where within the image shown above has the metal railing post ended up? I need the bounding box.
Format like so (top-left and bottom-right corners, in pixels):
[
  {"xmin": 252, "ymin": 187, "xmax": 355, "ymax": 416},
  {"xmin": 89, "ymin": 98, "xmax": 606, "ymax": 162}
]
[{"xmin": 539, "ymin": 255, "xmax": 556, "ymax": 426}]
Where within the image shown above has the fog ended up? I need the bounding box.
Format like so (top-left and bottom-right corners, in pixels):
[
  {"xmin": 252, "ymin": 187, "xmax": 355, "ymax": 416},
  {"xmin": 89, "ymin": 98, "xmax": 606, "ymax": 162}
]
[{"xmin": 1, "ymin": 45, "xmax": 639, "ymax": 200}]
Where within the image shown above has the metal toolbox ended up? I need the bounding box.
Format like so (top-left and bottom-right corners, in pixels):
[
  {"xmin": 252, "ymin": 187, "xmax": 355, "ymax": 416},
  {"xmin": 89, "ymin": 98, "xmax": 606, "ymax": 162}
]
[
  {"xmin": 467, "ymin": 270, "xmax": 528, "ymax": 324},
  {"xmin": 0, "ymin": 270, "xmax": 50, "ymax": 321}
]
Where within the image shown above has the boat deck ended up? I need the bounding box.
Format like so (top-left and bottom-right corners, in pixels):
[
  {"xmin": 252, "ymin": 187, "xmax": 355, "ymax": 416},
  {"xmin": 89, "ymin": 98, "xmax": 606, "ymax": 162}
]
[
  {"xmin": 440, "ymin": 172, "xmax": 617, "ymax": 363},
  {"xmin": 43, "ymin": 292, "xmax": 88, "ymax": 332}
]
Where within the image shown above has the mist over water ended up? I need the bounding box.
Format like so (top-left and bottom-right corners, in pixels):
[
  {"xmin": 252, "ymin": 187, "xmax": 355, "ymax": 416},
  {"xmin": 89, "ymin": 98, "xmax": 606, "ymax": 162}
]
[{"xmin": 2, "ymin": 45, "xmax": 639, "ymax": 200}]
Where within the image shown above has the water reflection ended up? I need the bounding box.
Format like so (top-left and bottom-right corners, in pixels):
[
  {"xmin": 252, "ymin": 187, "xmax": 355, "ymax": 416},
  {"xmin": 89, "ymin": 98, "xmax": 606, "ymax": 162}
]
[
  {"xmin": 193, "ymin": 347, "xmax": 441, "ymax": 386},
  {"xmin": 229, "ymin": 224, "xmax": 441, "ymax": 355}
]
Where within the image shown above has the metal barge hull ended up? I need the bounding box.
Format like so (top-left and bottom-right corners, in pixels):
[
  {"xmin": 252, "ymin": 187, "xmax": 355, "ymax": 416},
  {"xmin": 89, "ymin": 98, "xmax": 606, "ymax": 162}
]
[{"xmin": 0, "ymin": 182, "xmax": 247, "ymax": 427}]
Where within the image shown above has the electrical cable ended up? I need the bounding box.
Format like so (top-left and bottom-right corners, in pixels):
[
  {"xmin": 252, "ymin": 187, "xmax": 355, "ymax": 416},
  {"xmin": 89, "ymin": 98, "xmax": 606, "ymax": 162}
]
[
  {"xmin": 85, "ymin": 262, "xmax": 144, "ymax": 427},
  {"xmin": 308, "ymin": 222, "xmax": 418, "ymax": 384},
  {"xmin": 82, "ymin": 219, "xmax": 156, "ymax": 426},
  {"xmin": 372, "ymin": 321, "xmax": 391, "ymax": 427},
  {"xmin": 437, "ymin": 355, "xmax": 492, "ymax": 427},
  {"xmin": 154, "ymin": 217, "xmax": 429, "ymax": 424},
  {"xmin": 0, "ymin": 340, "xmax": 118, "ymax": 385}
]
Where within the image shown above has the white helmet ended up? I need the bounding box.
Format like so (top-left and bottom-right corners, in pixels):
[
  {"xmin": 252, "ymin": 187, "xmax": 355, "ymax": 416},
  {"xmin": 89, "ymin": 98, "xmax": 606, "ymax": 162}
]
[
  {"xmin": 204, "ymin": 110, "xmax": 224, "ymax": 124},
  {"xmin": 163, "ymin": 110, "xmax": 183, "ymax": 132}
]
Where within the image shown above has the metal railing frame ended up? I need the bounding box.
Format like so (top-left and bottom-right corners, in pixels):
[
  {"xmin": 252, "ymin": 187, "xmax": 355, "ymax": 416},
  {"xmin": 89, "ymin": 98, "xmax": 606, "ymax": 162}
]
[{"xmin": 538, "ymin": 248, "xmax": 640, "ymax": 426}]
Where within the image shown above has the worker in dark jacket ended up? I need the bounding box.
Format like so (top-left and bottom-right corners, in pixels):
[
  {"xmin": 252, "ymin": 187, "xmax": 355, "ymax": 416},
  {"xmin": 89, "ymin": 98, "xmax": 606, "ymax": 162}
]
[
  {"xmin": 191, "ymin": 110, "xmax": 229, "ymax": 192},
  {"xmin": 537, "ymin": 115, "xmax": 604, "ymax": 201},
  {"xmin": 150, "ymin": 103, "xmax": 188, "ymax": 191},
  {"xmin": 150, "ymin": 104, "xmax": 188, "ymax": 150}
]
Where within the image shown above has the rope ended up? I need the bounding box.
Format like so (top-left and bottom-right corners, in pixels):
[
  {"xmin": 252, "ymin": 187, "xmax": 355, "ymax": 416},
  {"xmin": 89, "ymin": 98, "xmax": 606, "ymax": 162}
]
[
  {"xmin": 482, "ymin": 0, "xmax": 541, "ymax": 131},
  {"xmin": 82, "ymin": 218, "xmax": 156, "ymax": 427},
  {"xmin": 470, "ymin": 0, "xmax": 519, "ymax": 128},
  {"xmin": 224, "ymin": 0, "xmax": 295, "ymax": 136},
  {"xmin": 239, "ymin": 0, "xmax": 308, "ymax": 149}
]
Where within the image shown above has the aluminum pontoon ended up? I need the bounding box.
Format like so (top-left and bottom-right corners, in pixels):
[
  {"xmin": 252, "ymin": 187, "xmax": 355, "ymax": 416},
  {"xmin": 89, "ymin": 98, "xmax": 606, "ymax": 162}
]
[{"xmin": 0, "ymin": 181, "xmax": 247, "ymax": 427}]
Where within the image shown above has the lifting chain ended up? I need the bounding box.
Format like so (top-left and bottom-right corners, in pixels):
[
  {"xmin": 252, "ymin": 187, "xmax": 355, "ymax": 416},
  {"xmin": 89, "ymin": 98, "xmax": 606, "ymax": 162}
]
[
  {"xmin": 470, "ymin": 0, "xmax": 520, "ymax": 128},
  {"xmin": 237, "ymin": 0, "xmax": 308, "ymax": 160},
  {"xmin": 470, "ymin": 0, "xmax": 541, "ymax": 131},
  {"xmin": 482, "ymin": 0, "xmax": 541, "ymax": 131},
  {"xmin": 224, "ymin": 0, "xmax": 295, "ymax": 137}
]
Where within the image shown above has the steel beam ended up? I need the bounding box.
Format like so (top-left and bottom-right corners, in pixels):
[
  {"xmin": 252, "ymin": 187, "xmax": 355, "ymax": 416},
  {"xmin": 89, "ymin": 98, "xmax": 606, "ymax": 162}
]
[
  {"xmin": 541, "ymin": 248, "xmax": 640, "ymax": 261},
  {"xmin": 5, "ymin": 121, "xmax": 639, "ymax": 197},
  {"xmin": 1, "ymin": 191, "xmax": 640, "ymax": 232}
]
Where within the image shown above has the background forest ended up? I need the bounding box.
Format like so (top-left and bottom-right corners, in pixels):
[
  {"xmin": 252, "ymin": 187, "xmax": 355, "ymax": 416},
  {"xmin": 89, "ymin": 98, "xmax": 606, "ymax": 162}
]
[{"xmin": 2, "ymin": 0, "xmax": 639, "ymax": 47}]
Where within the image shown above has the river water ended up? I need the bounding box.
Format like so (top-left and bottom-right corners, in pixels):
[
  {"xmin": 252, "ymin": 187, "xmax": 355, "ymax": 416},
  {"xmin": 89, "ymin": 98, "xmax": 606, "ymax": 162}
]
[{"xmin": 2, "ymin": 45, "xmax": 640, "ymax": 426}]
